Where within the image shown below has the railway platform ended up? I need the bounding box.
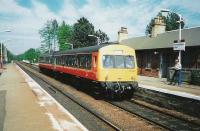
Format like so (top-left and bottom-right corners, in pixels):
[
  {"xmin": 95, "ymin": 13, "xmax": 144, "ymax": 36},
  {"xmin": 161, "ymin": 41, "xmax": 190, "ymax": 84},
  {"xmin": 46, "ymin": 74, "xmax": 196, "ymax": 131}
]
[
  {"xmin": 0, "ymin": 63, "xmax": 88, "ymax": 131},
  {"xmin": 138, "ymin": 75, "xmax": 200, "ymax": 100}
]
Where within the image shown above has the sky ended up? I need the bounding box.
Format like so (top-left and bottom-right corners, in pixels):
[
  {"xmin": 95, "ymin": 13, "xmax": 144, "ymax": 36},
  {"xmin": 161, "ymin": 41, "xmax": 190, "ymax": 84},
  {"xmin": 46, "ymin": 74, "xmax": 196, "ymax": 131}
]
[{"xmin": 0, "ymin": 0, "xmax": 200, "ymax": 55}]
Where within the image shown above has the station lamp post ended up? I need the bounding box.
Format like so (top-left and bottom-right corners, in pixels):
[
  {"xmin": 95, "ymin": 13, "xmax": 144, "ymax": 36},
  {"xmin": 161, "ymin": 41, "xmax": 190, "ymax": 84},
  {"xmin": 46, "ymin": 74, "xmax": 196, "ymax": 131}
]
[
  {"xmin": 160, "ymin": 9, "xmax": 184, "ymax": 64},
  {"xmin": 0, "ymin": 40, "xmax": 11, "ymax": 68},
  {"xmin": 65, "ymin": 43, "xmax": 73, "ymax": 49},
  {"xmin": 0, "ymin": 30, "xmax": 11, "ymax": 33},
  {"xmin": 88, "ymin": 35, "xmax": 100, "ymax": 45},
  {"xmin": 0, "ymin": 30, "xmax": 11, "ymax": 68},
  {"xmin": 161, "ymin": 9, "xmax": 184, "ymax": 85}
]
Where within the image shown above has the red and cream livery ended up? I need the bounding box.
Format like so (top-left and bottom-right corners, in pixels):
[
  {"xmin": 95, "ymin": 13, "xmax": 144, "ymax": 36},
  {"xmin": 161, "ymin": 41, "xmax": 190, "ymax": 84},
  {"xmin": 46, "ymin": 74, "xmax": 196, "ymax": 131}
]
[{"xmin": 39, "ymin": 44, "xmax": 138, "ymax": 98}]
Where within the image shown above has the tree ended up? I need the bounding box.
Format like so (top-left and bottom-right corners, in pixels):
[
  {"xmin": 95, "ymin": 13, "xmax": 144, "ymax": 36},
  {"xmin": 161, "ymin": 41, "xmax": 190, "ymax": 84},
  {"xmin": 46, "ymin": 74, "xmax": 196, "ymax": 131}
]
[
  {"xmin": 145, "ymin": 12, "xmax": 185, "ymax": 35},
  {"xmin": 165, "ymin": 12, "xmax": 184, "ymax": 31},
  {"xmin": 52, "ymin": 19, "xmax": 58, "ymax": 51},
  {"xmin": 17, "ymin": 48, "xmax": 40, "ymax": 63},
  {"xmin": 71, "ymin": 17, "xmax": 109, "ymax": 48},
  {"xmin": 39, "ymin": 20, "xmax": 52, "ymax": 52},
  {"xmin": 39, "ymin": 43, "xmax": 49, "ymax": 54},
  {"xmin": 7, "ymin": 49, "xmax": 15, "ymax": 62},
  {"xmin": 71, "ymin": 17, "xmax": 96, "ymax": 48},
  {"xmin": 57, "ymin": 21, "xmax": 73, "ymax": 51},
  {"xmin": 145, "ymin": 19, "xmax": 155, "ymax": 36},
  {"xmin": 39, "ymin": 17, "xmax": 109, "ymax": 51},
  {"xmin": 39, "ymin": 19, "xmax": 58, "ymax": 52}
]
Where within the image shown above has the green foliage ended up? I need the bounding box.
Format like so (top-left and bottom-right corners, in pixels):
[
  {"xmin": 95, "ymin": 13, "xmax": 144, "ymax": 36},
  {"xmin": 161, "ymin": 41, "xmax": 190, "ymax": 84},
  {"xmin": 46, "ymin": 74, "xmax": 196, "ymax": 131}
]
[
  {"xmin": 17, "ymin": 48, "xmax": 40, "ymax": 63},
  {"xmin": 39, "ymin": 17, "xmax": 109, "ymax": 51},
  {"xmin": 7, "ymin": 50, "xmax": 15, "ymax": 62},
  {"xmin": 57, "ymin": 21, "xmax": 73, "ymax": 51},
  {"xmin": 39, "ymin": 43, "xmax": 49, "ymax": 54},
  {"xmin": 165, "ymin": 12, "xmax": 184, "ymax": 31},
  {"xmin": 52, "ymin": 19, "xmax": 58, "ymax": 51},
  {"xmin": 71, "ymin": 17, "xmax": 96, "ymax": 48},
  {"xmin": 71, "ymin": 17, "xmax": 109, "ymax": 48},
  {"xmin": 39, "ymin": 20, "xmax": 52, "ymax": 52},
  {"xmin": 39, "ymin": 19, "xmax": 58, "ymax": 52},
  {"xmin": 145, "ymin": 19, "xmax": 155, "ymax": 36},
  {"xmin": 145, "ymin": 12, "xmax": 185, "ymax": 35}
]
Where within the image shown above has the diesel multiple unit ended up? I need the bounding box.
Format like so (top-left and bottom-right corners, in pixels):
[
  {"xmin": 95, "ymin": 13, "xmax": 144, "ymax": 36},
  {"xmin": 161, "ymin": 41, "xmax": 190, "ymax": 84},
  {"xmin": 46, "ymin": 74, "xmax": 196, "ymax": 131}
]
[{"xmin": 39, "ymin": 44, "xmax": 138, "ymax": 98}]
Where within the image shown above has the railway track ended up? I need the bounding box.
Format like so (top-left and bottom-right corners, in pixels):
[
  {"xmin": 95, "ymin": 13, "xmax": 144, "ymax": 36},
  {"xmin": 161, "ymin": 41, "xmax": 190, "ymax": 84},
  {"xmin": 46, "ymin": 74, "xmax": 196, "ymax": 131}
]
[
  {"xmin": 17, "ymin": 62, "xmax": 121, "ymax": 131},
  {"xmin": 107, "ymin": 100, "xmax": 200, "ymax": 131},
  {"xmin": 20, "ymin": 62, "xmax": 200, "ymax": 131}
]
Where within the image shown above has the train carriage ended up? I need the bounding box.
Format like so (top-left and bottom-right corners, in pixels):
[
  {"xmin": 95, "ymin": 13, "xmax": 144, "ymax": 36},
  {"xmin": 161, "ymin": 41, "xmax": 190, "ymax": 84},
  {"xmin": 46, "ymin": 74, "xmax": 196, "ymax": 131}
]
[{"xmin": 39, "ymin": 44, "xmax": 138, "ymax": 98}]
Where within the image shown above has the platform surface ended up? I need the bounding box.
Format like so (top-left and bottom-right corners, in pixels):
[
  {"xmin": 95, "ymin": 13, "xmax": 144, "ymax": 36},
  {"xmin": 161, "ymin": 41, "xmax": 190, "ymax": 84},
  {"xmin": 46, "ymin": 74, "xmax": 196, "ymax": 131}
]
[
  {"xmin": 139, "ymin": 76, "xmax": 200, "ymax": 100},
  {"xmin": 0, "ymin": 64, "xmax": 87, "ymax": 131}
]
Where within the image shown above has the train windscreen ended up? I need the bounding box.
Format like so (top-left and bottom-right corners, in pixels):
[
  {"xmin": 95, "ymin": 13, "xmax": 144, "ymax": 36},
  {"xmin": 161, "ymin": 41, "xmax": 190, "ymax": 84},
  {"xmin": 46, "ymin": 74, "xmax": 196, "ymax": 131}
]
[{"xmin": 102, "ymin": 55, "xmax": 135, "ymax": 69}]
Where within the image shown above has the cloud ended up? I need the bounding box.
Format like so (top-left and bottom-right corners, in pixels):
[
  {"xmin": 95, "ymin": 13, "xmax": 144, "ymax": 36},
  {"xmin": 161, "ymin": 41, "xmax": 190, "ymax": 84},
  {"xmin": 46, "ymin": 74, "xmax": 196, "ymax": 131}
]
[
  {"xmin": 0, "ymin": 0, "xmax": 59, "ymax": 54},
  {"xmin": 0, "ymin": 0, "xmax": 200, "ymax": 54}
]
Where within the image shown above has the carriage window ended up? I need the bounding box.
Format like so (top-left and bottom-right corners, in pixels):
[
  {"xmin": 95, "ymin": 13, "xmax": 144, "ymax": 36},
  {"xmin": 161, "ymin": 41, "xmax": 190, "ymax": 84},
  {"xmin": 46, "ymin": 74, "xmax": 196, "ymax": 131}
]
[
  {"xmin": 71, "ymin": 56, "xmax": 76, "ymax": 67},
  {"xmin": 103, "ymin": 55, "xmax": 114, "ymax": 68},
  {"xmin": 86, "ymin": 55, "xmax": 92, "ymax": 69},
  {"xmin": 65, "ymin": 55, "xmax": 70, "ymax": 66},
  {"xmin": 65, "ymin": 55, "xmax": 76, "ymax": 67},
  {"xmin": 125, "ymin": 56, "xmax": 134, "ymax": 68},
  {"xmin": 77, "ymin": 54, "xmax": 91, "ymax": 69}
]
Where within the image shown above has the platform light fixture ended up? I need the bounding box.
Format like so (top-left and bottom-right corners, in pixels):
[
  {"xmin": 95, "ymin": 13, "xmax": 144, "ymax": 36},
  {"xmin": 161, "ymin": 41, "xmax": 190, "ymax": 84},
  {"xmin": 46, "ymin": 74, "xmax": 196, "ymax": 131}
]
[
  {"xmin": 65, "ymin": 43, "xmax": 73, "ymax": 49},
  {"xmin": 88, "ymin": 35, "xmax": 100, "ymax": 45}
]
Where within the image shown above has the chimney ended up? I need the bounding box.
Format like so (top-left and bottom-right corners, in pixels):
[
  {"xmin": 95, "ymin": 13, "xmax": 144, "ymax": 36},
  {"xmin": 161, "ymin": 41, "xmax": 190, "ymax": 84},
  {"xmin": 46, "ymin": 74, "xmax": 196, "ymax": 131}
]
[
  {"xmin": 151, "ymin": 16, "xmax": 166, "ymax": 37},
  {"xmin": 118, "ymin": 27, "xmax": 128, "ymax": 43}
]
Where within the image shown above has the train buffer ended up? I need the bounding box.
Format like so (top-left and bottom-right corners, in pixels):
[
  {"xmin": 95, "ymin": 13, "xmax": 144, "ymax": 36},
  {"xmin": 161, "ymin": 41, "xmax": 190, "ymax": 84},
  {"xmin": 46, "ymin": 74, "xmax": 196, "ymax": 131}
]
[{"xmin": 0, "ymin": 63, "xmax": 88, "ymax": 131}]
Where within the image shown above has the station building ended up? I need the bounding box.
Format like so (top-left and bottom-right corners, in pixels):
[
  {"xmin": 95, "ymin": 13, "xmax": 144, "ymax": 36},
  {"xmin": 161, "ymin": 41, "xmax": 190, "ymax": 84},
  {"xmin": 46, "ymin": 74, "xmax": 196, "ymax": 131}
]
[{"xmin": 118, "ymin": 16, "xmax": 200, "ymax": 79}]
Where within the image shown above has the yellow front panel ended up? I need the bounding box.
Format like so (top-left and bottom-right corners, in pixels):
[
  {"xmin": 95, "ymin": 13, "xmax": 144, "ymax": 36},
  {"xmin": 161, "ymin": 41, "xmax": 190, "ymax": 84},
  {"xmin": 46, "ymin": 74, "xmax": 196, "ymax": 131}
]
[{"xmin": 97, "ymin": 45, "xmax": 138, "ymax": 82}]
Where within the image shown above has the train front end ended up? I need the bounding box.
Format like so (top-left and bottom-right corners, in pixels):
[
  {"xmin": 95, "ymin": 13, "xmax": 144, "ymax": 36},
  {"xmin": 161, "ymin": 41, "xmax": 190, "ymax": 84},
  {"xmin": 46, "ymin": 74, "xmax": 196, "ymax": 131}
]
[{"xmin": 97, "ymin": 45, "xmax": 138, "ymax": 98}]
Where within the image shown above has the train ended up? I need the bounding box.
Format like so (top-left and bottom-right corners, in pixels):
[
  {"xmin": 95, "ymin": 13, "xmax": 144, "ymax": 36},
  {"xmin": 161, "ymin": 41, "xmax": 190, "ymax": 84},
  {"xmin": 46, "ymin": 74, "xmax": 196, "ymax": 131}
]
[{"xmin": 38, "ymin": 44, "xmax": 138, "ymax": 99}]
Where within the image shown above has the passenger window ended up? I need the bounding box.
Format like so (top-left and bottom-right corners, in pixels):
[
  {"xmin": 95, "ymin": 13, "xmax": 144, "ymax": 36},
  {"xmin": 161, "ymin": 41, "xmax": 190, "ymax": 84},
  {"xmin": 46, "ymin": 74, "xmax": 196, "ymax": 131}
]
[
  {"xmin": 77, "ymin": 54, "xmax": 92, "ymax": 69},
  {"xmin": 86, "ymin": 55, "xmax": 92, "ymax": 69}
]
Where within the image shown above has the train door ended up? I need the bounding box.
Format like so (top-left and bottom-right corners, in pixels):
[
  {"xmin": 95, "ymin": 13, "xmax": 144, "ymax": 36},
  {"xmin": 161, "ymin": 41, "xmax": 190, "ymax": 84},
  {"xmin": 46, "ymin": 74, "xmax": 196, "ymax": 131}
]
[
  {"xmin": 53, "ymin": 56, "xmax": 56, "ymax": 71},
  {"xmin": 92, "ymin": 52, "xmax": 98, "ymax": 79}
]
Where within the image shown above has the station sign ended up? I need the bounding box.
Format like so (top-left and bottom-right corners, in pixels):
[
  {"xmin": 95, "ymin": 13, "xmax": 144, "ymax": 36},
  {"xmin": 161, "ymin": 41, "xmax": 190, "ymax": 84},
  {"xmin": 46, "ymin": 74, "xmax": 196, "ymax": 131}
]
[{"xmin": 173, "ymin": 42, "xmax": 185, "ymax": 51}]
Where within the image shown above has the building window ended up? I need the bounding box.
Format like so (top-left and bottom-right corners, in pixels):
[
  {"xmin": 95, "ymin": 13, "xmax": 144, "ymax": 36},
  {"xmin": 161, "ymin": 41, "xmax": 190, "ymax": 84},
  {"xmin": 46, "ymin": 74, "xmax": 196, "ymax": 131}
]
[{"xmin": 146, "ymin": 52, "xmax": 152, "ymax": 69}]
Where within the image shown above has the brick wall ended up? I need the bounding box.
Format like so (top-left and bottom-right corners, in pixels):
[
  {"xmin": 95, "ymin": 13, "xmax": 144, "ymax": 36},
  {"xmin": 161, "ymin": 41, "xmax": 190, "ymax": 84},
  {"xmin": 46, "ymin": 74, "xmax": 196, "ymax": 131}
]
[{"xmin": 135, "ymin": 47, "xmax": 200, "ymax": 78}]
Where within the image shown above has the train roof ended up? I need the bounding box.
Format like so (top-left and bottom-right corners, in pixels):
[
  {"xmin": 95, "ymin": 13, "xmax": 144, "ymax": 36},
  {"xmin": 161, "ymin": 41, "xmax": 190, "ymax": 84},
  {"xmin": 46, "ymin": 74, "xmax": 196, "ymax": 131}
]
[{"xmin": 40, "ymin": 43, "xmax": 116, "ymax": 57}]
